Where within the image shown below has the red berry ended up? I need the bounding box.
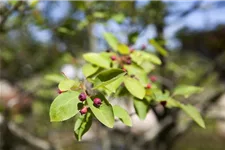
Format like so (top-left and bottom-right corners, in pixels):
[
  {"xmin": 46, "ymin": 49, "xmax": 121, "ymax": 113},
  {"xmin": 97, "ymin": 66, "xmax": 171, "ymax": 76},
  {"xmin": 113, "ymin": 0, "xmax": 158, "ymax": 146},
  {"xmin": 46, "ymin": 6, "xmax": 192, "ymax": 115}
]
[
  {"xmin": 111, "ymin": 55, "xmax": 117, "ymax": 61},
  {"xmin": 78, "ymin": 93, "xmax": 87, "ymax": 101},
  {"xmin": 160, "ymin": 101, "xmax": 167, "ymax": 107},
  {"xmin": 80, "ymin": 106, "xmax": 88, "ymax": 115},
  {"xmin": 146, "ymin": 83, "xmax": 151, "ymax": 89},
  {"xmin": 150, "ymin": 76, "xmax": 157, "ymax": 82},
  {"xmin": 126, "ymin": 59, "xmax": 131, "ymax": 65},
  {"xmin": 57, "ymin": 89, "xmax": 63, "ymax": 94},
  {"xmin": 93, "ymin": 98, "xmax": 102, "ymax": 107}
]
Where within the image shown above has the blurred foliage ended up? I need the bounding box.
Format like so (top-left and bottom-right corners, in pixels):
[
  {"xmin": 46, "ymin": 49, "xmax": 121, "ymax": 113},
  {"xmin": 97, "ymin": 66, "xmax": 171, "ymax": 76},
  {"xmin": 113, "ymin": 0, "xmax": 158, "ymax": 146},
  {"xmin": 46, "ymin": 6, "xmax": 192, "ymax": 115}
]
[{"xmin": 0, "ymin": 1, "xmax": 225, "ymax": 150}]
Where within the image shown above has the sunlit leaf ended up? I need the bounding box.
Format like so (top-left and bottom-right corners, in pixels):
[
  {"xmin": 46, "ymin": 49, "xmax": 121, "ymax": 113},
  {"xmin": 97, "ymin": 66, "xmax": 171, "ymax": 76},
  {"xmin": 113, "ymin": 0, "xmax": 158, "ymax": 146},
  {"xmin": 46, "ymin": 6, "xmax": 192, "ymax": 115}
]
[
  {"xmin": 44, "ymin": 74, "xmax": 65, "ymax": 83},
  {"xmin": 58, "ymin": 79, "xmax": 80, "ymax": 91},
  {"xmin": 149, "ymin": 39, "xmax": 168, "ymax": 56},
  {"xmin": 113, "ymin": 105, "xmax": 132, "ymax": 126},
  {"xmin": 133, "ymin": 97, "xmax": 149, "ymax": 120},
  {"xmin": 50, "ymin": 91, "xmax": 80, "ymax": 122},
  {"xmin": 105, "ymin": 75, "xmax": 124, "ymax": 93},
  {"xmin": 112, "ymin": 13, "xmax": 125, "ymax": 23},
  {"xmin": 118, "ymin": 44, "xmax": 130, "ymax": 54},
  {"xmin": 82, "ymin": 64, "xmax": 99, "ymax": 78},
  {"xmin": 181, "ymin": 104, "xmax": 205, "ymax": 128},
  {"xmin": 103, "ymin": 32, "xmax": 118, "ymax": 51},
  {"xmin": 83, "ymin": 53, "xmax": 111, "ymax": 68},
  {"xmin": 173, "ymin": 85, "xmax": 203, "ymax": 98},
  {"xmin": 87, "ymin": 93, "xmax": 114, "ymax": 128},
  {"xmin": 124, "ymin": 76, "xmax": 145, "ymax": 99},
  {"xmin": 94, "ymin": 69, "xmax": 125, "ymax": 89},
  {"xmin": 124, "ymin": 64, "xmax": 148, "ymax": 85}
]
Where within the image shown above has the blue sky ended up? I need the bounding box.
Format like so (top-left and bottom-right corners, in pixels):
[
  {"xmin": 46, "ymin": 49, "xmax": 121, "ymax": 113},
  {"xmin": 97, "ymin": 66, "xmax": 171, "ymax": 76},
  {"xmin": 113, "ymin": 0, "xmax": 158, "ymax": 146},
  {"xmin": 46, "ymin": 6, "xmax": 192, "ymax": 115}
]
[{"xmin": 32, "ymin": 1, "xmax": 225, "ymax": 50}]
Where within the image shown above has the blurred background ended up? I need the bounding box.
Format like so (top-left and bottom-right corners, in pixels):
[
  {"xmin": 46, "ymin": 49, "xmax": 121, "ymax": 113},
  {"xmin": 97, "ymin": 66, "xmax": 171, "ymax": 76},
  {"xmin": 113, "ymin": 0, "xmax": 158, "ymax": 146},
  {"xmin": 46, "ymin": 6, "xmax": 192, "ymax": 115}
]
[{"xmin": 0, "ymin": 1, "xmax": 225, "ymax": 150}]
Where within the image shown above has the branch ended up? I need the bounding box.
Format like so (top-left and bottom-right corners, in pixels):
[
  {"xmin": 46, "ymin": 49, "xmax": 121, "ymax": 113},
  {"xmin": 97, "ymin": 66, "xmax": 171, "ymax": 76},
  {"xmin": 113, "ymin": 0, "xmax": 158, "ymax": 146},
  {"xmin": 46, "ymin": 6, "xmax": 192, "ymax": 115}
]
[
  {"xmin": 0, "ymin": 1, "xmax": 24, "ymax": 32},
  {"xmin": 177, "ymin": 1, "xmax": 202, "ymax": 18}
]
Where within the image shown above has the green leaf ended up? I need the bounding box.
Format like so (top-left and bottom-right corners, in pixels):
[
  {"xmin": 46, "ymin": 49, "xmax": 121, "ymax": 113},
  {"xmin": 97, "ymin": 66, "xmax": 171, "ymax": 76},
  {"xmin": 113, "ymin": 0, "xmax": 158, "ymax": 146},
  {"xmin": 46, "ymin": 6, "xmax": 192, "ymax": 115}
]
[
  {"xmin": 94, "ymin": 69, "xmax": 125, "ymax": 89},
  {"xmin": 83, "ymin": 53, "xmax": 110, "ymax": 68},
  {"xmin": 105, "ymin": 75, "xmax": 124, "ymax": 93},
  {"xmin": 50, "ymin": 91, "xmax": 80, "ymax": 122},
  {"xmin": 130, "ymin": 51, "xmax": 144, "ymax": 65},
  {"xmin": 140, "ymin": 61, "xmax": 155, "ymax": 73},
  {"xmin": 124, "ymin": 76, "xmax": 145, "ymax": 99},
  {"xmin": 57, "ymin": 27, "xmax": 75, "ymax": 35},
  {"xmin": 8, "ymin": 0, "xmax": 18, "ymax": 5},
  {"xmin": 152, "ymin": 89, "xmax": 170, "ymax": 102},
  {"xmin": 149, "ymin": 39, "xmax": 168, "ymax": 57},
  {"xmin": 113, "ymin": 105, "xmax": 132, "ymax": 126},
  {"xmin": 103, "ymin": 32, "xmax": 118, "ymax": 51},
  {"xmin": 181, "ymin": 104, "xmax": 205, "ymax": 128},
  {"xmin": 140, "ymin": 51, "xmax": 161, "ymax": 65},
  {"xmin": 112, "ymin": 13, "xmax": 125, "ymax": 23},
  {"xmin": 133, "ymin": 97, "xmax": 149, "ymax": 120},
  {"xmin": 74, "ymin": 111, "xmax": 92, "ymax": 141},
  {"xmin": 28, "ymin": 0, "xmax": 39, "ymax": 8},
  {"xmin": 44, "ymin": 74, "xmax": 65, "ymax": 83},
  {"xmin": 131, "ymin": 51, "xmax": 161, "ymax": 65},
  {"xmin": 82, "ymin": 64, "xmax": 99, "ymax": 78},
  {"xmin": 166, "ymin": 98, "xmax": 182, "ymax": 108},
  {"xmin": 87, "ymin": 93, "xmax": 114, "ymax": 128},
  {"xmin": 58, "ymin": 79, "xmax": 79, "ymax": 91},
  {"xmin": 117, "ymin": 44, "xmax": 130, "ymax": 55},
  {"xmin": 124, "ymin": 64, "xmax": 148, "ymax": 85},
  {"xmin": 93, "ymin": 12, "xmax": 106, "ymax": 18},
  {"xmin": 173, "ymin": 85, "xmax": 203, "ymax": 98}
]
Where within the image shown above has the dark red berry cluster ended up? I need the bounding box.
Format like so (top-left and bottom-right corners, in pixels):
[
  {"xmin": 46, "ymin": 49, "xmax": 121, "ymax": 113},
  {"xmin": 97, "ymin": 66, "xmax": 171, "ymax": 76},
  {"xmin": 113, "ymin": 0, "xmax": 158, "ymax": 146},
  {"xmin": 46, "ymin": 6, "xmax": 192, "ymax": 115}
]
[
  {"xmin": 78, "ymin": 92, "xmax": 102, "ymax": 115},
  {"xmin": 78, "ymin": 92, "xmax": 88, "ymax": 115}
]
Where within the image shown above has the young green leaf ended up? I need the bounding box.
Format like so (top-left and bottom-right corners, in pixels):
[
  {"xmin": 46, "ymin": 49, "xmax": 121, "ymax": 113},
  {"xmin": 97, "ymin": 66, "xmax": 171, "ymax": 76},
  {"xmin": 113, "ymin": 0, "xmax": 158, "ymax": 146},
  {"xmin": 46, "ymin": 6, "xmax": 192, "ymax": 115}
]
[
  {"xmin": 132, "ymin": 51, "xmax": 161, "ymax": 65},
  {"xmin": 74, "ymin": 111, "xmax": 92, "ymax": 141},
  {"xmin": 94, "ymin": 69, "xmax": 125, "ymax": 89},
  {"xmin": 117, "ymin": 44, "xmax": 130, "ymax": 55},
  {"xmin": 82, "ymin": 64, "xmax": 99, "ymax": 78},
  {"xmin": 112, "ymin": 13, "xmax": 125, "ymax": 23},
  {"xmin": 181, "ymin": 104, "xmax": 205, "ymax": 128},
  {"xmin": 44, "ymin": 74, "xmax": 65, "ymax": 83},
  {"xmin": 173, "ymin": 85, "xmax": 203, "ymax": 98},
  {"xmin": 133, "ymin": 97, "xmax": 149, "ymax": 120},
  {"xmin": 124, "ymin": 64, "xmax": 148, "ymax": 85},
  {"xmin": 50, "ymin": 91, "xmax": 80, "ymax": 122},
  {"xmin": 103, "ymin": 32, "xmax": 118, "ymax": 51},
  {"xmin": 105, "ymin": 75, "xmax": 124, "ymax": 93},
  {"xmin": 152, "ymin": 89, "xmax": 170, "ymax": 102},
  {"xmin": 58, "ymin": 79, "xmax": 79, "ymax": 91},
  {"xmin": 113, "ymin": 105, "xmax": 132, "ymax": 126},
  {"xmin": 140, "ymin": 51, "xmax": 162, "ymax": 65},
  {"xmin": 83, "ymin": 53, "xmax": 110, "ymax": 68},
  {"xmin": 149, "ymin": 39, "xmax": 168, "ymax": 57},
  {"xmin": 124, "ymin": 76, "xmax": 145, "ymax": 99},
  {"xmin": 166, "ymin": 98, "xmax": 182, "ymax": 108},
  {"xmin": 87, "ymin": 93, "xmax": 114, "ymax": 128}
]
